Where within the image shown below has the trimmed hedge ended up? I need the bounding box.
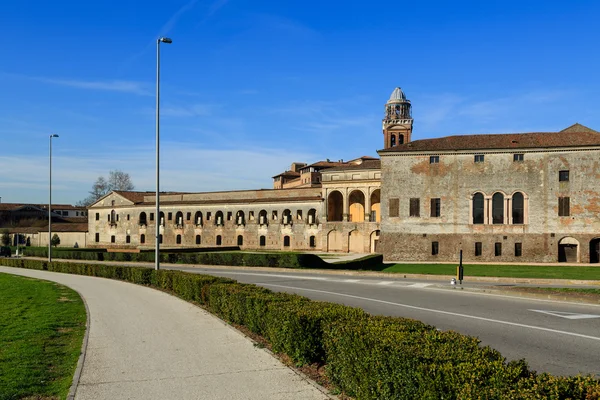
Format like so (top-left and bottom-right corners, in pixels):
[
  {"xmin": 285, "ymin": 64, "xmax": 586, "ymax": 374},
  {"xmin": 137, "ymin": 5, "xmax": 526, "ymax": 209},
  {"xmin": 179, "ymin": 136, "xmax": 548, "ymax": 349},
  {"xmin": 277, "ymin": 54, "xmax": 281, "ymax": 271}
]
[
  {"xmin": 1, "ymin": 258, "xmax": 597, "ymax": 399},
  {"xmin": 22, "ymin": 247, "xmax": 385, "ymax": 270}
]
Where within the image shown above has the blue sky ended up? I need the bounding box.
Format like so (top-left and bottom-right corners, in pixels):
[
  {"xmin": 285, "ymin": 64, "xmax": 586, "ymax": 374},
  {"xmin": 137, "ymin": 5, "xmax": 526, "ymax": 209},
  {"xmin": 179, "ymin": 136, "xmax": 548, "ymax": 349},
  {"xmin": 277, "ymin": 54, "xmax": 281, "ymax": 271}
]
[{"xmin": 1, "ymin": 0, "xmax": 599, "ymax": 204}]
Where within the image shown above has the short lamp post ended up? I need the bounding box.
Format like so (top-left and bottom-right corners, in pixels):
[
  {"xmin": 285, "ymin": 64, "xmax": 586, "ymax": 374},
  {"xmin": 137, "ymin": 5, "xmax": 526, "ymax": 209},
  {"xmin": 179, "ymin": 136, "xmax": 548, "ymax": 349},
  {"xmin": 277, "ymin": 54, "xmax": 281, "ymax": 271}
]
[
  {"xmin": 49, "ymin": 134, "xmax": 59, "ymax": 262},
  {"xmin": 155, "ymin": 37, "xmax": 172, "ymax": 271}
]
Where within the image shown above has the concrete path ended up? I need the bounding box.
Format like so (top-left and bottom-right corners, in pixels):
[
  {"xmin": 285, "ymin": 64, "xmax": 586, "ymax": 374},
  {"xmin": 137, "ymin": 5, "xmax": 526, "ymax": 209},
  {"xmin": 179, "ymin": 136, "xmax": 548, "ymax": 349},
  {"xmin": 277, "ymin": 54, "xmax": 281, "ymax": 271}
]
[{"xmin": 0, "ymin": 267, "xmax": 331, "ymax": 400}]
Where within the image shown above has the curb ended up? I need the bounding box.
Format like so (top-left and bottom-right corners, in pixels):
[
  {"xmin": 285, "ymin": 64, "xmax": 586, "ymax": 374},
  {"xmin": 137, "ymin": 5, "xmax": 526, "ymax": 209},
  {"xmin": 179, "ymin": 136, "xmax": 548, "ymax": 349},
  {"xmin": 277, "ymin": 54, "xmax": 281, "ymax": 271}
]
[{"xmin": 67, "ymin": 287, "xmax": 91, "ymax": 400}]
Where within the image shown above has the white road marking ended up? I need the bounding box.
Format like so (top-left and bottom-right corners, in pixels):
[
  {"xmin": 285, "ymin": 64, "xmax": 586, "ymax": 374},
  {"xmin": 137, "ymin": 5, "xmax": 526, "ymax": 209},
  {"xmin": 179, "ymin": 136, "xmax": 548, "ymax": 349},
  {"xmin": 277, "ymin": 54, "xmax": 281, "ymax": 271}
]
[
  {"xmin": 343, "ymin": 279, "xmax": 360, "ymax": 283},
  {"xmin": 409, "ymin": 283, "xmax": 432, "ymax": 288},
  {"xmin": 262, "ymin": 284, "xmax": 600, "ymax": 342},
  {"xmin": 529, "ymin": 309, "xmax": 600, "ymax": 320},
  {"xmin": 378, "ymin": 281, "xmax": 394, "ymax": 285}
]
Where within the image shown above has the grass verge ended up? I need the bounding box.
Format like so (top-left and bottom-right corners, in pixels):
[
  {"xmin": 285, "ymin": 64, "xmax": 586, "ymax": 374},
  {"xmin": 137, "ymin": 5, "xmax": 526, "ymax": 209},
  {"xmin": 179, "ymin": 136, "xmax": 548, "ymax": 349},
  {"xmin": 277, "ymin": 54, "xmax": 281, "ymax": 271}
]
[
  {"xmin": 0, "ymin": 273, "xmax": 86, "ymax": 400},
  {"xmin": 383, "ymin": 263, "xmax": 600, "ymax": 280}
]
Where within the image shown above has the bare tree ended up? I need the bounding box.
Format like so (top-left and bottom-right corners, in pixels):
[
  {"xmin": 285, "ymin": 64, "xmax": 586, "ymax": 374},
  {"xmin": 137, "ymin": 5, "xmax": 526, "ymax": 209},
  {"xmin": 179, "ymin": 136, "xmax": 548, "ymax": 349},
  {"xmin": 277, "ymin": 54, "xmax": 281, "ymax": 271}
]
[{"xmin": 78, "ymin": 170, "xmax": 135, "ymax": 206}]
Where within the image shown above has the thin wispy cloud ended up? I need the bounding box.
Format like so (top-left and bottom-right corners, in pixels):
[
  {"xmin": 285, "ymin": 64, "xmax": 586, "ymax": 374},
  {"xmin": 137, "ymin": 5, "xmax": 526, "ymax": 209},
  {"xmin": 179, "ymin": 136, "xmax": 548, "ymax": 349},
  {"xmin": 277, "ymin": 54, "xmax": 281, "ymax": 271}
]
[{"xmin": 34, "ymin": 77, "xmax": 150, "ymax": 95}]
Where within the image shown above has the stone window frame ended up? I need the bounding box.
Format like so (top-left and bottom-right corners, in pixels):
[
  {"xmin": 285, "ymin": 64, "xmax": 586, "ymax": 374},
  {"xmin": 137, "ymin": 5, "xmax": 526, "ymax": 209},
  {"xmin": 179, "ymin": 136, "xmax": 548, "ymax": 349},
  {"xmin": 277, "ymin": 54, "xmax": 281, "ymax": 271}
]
[
  {"xmin": 409, "ymin": 198, "xmax": 420, "ymax": 217},
  {"xmin": 513, "ymin": 153, "xmax": 524, "ymax": 162},
  {"xmin": 469, "ymin": 191, "xmax": 529, "ymax": 225},
  {"xmin": 559, "ymin": 170, "xmax": 570, "ymax": 182},
  {"xmin": 474, "ymin": 154, "xmax": 485, "ymax": 163},
  {"xmin": 475, "ymin": 242, "xmax": 482, "ymax": 256},
  {"xmin": 495, "ymin": 242, "xmax": 502, "ymax": 257},
  {"xmin": 515, "ymin": 242, "xmax": 522, "ymax": 257},
  {"xmin": 558, "ymin": 197, "xmax": 570, "ymax": 217},
  {"xmin": 429, "ymin": 155, "xmax": 439, "ymax": 164},
  {"xmin": 430, "ymin": 198, "xmax": 441, "ymax": 218},
  {"xmin": 431, "ymin": 241, "xmax": 439, "ymax": 256}
]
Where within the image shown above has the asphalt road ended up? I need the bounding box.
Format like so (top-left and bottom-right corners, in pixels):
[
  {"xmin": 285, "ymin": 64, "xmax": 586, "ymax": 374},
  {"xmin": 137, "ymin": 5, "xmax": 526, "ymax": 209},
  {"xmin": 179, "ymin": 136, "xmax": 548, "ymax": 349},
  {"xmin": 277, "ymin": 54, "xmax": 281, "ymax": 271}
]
[{"xmin": 168, "ymin": 265, "xmax": 600, "ymax": 378}]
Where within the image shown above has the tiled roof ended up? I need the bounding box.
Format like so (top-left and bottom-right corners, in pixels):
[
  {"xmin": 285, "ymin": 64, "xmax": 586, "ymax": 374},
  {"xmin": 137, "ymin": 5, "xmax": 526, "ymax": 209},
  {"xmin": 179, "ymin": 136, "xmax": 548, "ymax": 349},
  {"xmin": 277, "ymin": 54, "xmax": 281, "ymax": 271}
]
[
  {"xmin": 139, "ymin": 195, "xmax": 323, "ymax": 207},
  {"xmin": 113, "ymin": 191, "xmax": 156, "ymax": 204},
  {"xmin": 379, "ymin": 124, "xmax": 600, "ymax": 153},
  {"xmin": 272, "ymin": 170, "xmax": 301, "ymax": 179},
  {"xmin": 0, "ymin": 203, "xmax": 84, "ymax": 211},
  {"xmin": 8, "ymin": 223, "xmax": 88, "ymax": 233},
  {"xmin": 305, "ymin": 161, "xmax": 347, "ymax": 168},
  {"xmin": 323, "ymin": 159, "xmax": 381, "ymax": 172}
]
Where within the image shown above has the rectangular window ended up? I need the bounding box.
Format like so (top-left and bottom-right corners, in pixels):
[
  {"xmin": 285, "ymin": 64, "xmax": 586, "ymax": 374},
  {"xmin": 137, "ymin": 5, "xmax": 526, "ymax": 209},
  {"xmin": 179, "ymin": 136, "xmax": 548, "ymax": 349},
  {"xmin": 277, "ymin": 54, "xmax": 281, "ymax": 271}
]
[
  {"xmin": 95, "ymin": 233, "xmax": 99, "ymax": 242},
  {"xmin": 168, "ymin": 212, "xmax": 172, "ymax": 221},
  {"xmin": 95, "ymin": 213, "xmax": 99, "ymax": 221},
  {"xmin": 388, "ymin": 198, "xmax": 399, "ymax": 217},
  {"xmin": 227, "ymin": 212, "xmax": 232, "ymax": 221},
  {"xmin": 126, "ymin": 214, "xmax": 130, "ymax": 221},
  {"xmin": 249, "ymin": 211, "xmax": 255, "ymax": 220},
  {"xmin": 111, "ymin": 235, "xmax": 116, "ymax": 243},
  {"xmin": 186, "ymin": 212, "xmax": 191, "ymax": 221},
  {"xmin": 431, "ymin": 241, "xmax": 439, "ymax": 256},
  {"xmin": 126, "ymin": 235, "xmax": 131, "ymax": 244},
  {"xmin": 475, "ymin": 242, "xmax": 482, "ymax": 256},
  {"xmin": 409, "ymin": 198, "xmax": 420, "ymax": 217},
  {"xmin": 559, "ymin": 170, "xmax": 569, "ymax": 182},
  {"xmin": 513, "ymin": 153, "xmax": 524, "ymax": 162},
  {"xmin": 558, "ymin": 197, "xmax": 570, "ymax": 216},
  {"xmin": 474, "ymin": 154, "xmax": 484, "ymax": 163},
  {"xmin": 297, "ymin": 210, "xmax": 302, "ymax": 220},
  {"xmin": 495, "ymin": 242, "xmax": 502, "ymax": 257},
  {"xmin": 150, "ymin": 213, "xmax": 154, "ymax": 221},
  {"xmin": 206, "ymin": 212, "xmax": 211, "ymax": 220},
  {"xmin": 429, "ymin": 156, "xmax": 439, "ymax": 164},
  {"xmin": 430, "ymin": 198, "xmax": 441, "ymax": 218},
  {"xmin": 515, "ymin": 242, "xmax": 522, "ymax": 257},
  {"xmin": 272, "ymin": 211, "xmax": 278, "ymax": 220}
]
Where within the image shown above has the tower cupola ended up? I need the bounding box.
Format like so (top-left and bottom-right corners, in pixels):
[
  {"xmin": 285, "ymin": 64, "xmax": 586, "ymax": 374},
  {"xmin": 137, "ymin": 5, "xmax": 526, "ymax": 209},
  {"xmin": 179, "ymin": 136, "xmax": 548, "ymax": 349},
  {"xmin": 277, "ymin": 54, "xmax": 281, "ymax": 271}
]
[{"xmin": 382, "ymin": 87, "xmax": 413, "ymax": 149}]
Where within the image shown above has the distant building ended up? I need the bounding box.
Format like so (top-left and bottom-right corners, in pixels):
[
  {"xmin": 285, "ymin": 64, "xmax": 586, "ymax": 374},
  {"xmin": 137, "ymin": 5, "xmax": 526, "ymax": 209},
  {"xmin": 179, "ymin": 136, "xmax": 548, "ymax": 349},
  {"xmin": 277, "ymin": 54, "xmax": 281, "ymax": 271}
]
[{"xmin": 86, "ymin": 88, "xmax": 600, "ymax": 263}]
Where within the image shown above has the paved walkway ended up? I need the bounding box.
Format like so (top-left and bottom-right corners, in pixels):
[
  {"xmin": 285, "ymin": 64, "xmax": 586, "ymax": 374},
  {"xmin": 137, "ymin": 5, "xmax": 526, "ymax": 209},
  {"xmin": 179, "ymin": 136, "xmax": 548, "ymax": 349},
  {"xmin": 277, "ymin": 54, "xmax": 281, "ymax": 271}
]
[{"xmin": 0, "ymin": 267, "xmax": 331, "ymax": 400}]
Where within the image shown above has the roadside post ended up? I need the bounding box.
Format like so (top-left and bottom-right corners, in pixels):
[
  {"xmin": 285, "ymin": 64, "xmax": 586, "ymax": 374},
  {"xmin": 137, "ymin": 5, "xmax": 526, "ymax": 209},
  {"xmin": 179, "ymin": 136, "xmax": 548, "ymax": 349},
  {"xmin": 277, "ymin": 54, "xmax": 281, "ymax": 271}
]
[{"xmin": 456, "ymin": 250, "xmax": 464, "ymax": 286}]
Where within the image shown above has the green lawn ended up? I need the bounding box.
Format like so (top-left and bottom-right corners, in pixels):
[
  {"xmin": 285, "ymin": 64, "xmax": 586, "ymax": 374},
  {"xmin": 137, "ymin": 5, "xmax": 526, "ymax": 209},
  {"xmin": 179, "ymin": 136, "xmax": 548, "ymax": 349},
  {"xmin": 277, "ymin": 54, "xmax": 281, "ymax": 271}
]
[
  {"xmin": 382, "ymin": 263, "xmax": 600, "ymax": 280},
  {"xmin": 0, "ymin": 273, "xmax": 86, "ymax": 400},
  {"xmin": 514, "ymin": 287, "xmax": 600, "ymax": 295}
]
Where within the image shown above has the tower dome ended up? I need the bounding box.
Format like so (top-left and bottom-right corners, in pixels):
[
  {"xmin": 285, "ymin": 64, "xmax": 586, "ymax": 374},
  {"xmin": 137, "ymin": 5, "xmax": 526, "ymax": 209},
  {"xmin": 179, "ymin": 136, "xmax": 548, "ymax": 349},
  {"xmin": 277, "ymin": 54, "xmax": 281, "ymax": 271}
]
[{"xmin": 387, "ymin": 87, "xmax": 408, "ymax": 103}]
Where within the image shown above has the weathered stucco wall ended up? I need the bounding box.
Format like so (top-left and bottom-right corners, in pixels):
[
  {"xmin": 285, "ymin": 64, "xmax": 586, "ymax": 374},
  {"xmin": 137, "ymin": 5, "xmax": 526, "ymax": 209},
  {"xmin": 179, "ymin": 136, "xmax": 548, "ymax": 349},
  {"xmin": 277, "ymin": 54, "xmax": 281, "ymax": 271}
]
[{"xmin": 380, "ymin": 148, "xmax": 600, "ymax": 262}]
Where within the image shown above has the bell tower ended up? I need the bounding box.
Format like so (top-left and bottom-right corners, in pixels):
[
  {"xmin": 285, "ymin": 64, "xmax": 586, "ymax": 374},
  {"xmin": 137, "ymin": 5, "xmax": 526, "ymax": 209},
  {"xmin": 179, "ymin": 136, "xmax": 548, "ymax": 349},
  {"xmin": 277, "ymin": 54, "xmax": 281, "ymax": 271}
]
[{"xmin": 383, "ymin": 87, "xmax": 413, "ymax": 149}]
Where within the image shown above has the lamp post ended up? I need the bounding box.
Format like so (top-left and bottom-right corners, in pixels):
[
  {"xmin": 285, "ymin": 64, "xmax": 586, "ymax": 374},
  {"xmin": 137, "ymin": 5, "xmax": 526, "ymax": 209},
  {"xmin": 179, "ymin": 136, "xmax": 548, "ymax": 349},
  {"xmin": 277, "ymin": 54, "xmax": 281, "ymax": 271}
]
[
  {"xmin": 156, "ymin": 37, "xmax": 172, "ymax": 271},
  {"xmin": 49, "ymin": 134, "xmax": 59, "ymax": 262}
]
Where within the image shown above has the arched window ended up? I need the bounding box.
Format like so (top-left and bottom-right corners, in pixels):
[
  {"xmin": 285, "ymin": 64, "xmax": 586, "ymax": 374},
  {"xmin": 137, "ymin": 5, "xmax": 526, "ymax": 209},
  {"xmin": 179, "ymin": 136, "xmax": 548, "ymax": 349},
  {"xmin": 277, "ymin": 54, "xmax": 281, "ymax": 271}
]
[
  {"xmin": 283, "ymin": 236, "xmax": 290, "ymax": 247},
  {"xmin": 309, "ymin": 236, "xmax": 316, "ymax": 248},
  {"xmin": 307, "ymin": 209, "xmax": 317, "ymax": 225},
  {"xmin": 194, "ymin": 211, "xmax": 203, "ymax": 226},
  {"xmin": 215, "ymin": 211, "xmax": 224, "ymax": 226},
  {"xmin": 237, "ymin": 235, "xmax": 243, "ymax": 246},
  {"xmin": 259, "ymin": 210, "xmax": 268, "ymax": 225},
  {"xmin": 472, "ymin": 193, "xmax": 484, "ymax": 224},
  {"xmin": 175, "ymin": 211, "xmax": 184, "ymax": 227},
  {"xmin": 196, "ymin": 235, "xmax": 201, "ymax": 245},
  {"xmin": 216, "ymin": 235, "xmax": 222, "ymax": 245},
  {"xmin": 259, "ymin": 236, "xmax": 266, "ymax": 247},
  {"xmin": 139, "ymin": 212, "xmax": 147, "ymax": 226},
  {"xmin": 512, "ymin": 192, "xmax": 524, "ymax": 224},
  {"xmin": 140, "ymin": 234, "xmax": 145, "ymax": 244},
  {"xmin": 159, "ymin": 212, "xmax": 165, "ymax": 226},
  {"xmin": 492, "ymin": 193, "xmax": 504, "ymax": 224},
  {"xmin": 236, "ymin": 210, "xmax": 245, "ymax": 226},
  {"xmin": 176, "ymin": 234, "xmax": 182, "ymax": 244},
  {"xmin": 282, "ymin": 209, "xmax": 292, "ymax": 225},
  {"xmin": 390, "ymin": 134, "xmax": 396, "ymax": 147},
  {"xmin": 110, "ymin": 210, "xmax": 116, "ymax": 224},
  {"xmin": 398, "ymin": 134, "xmax": 404, "ymax": 145}
]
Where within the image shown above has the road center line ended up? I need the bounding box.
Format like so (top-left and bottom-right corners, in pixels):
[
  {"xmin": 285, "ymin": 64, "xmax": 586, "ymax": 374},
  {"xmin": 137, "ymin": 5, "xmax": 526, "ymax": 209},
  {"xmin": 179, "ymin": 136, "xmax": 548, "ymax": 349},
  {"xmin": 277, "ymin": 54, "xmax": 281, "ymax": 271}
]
[{"xmin": 261, "ymin": 283, "xmax": 600, "ymax": 342}]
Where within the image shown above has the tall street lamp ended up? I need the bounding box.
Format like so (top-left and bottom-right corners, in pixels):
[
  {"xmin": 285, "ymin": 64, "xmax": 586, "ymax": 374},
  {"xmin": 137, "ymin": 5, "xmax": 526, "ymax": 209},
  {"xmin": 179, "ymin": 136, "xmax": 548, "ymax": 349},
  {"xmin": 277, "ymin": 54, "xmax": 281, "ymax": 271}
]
[
  {"xmin": 49, "ymin": 134, "xmax": 59, "ymax": 262},
  {"xmin": 156, "ymin": 37, "xmax": 172, "ymax": 270}
]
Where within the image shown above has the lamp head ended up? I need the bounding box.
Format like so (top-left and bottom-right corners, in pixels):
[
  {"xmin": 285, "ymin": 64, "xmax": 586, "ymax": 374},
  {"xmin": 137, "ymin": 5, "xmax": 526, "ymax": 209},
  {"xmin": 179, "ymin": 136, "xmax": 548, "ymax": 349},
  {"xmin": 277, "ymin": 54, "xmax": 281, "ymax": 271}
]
[
  {"xmin": 159, "ymin": 37, "xmax": 173, "ymax": 44},
  {"xmin": 50, "ymin": 134, "xmax": 59, "ymax": 138}
]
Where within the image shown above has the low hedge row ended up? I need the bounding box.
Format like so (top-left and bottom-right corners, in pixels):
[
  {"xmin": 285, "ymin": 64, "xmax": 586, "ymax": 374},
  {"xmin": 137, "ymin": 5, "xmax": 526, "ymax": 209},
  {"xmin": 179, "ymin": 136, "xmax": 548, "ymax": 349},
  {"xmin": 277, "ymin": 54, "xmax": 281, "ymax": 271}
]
[
  {"xmin": 1, "ymin": 258, "xmax": 597, "ymax": 399},
  {"xmin": 22, "ymin": 247, "xmax": 385, "ymax": 270}
]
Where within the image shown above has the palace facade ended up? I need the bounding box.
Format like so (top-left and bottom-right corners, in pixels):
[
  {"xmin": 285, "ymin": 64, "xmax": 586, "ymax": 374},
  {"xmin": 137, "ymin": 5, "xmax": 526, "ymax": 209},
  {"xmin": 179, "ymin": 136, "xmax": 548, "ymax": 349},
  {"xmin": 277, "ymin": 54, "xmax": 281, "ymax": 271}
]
[{"xmin": 87, "ymin": 88, "xmax": 600, "ymax": 263}]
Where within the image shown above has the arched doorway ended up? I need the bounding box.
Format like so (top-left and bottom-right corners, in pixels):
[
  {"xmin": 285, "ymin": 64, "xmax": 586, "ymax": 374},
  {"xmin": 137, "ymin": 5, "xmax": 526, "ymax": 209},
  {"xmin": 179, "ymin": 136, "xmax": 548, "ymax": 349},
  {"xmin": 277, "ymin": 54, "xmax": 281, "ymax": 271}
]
[
  {"xmin": 558, "ymin": 236, "xmax": 579, "ymax": 263},
  {"xmin": 370, "ymin": 230, "xmax": 380, "ymax": 253},
  {"xmin": 590, "ymin": 238, "xmax": 600, "ymax": 263},
  {"xmin": 327, "ymin": 191, "xmax": 343, "ymax": 221},
  {"xmin": 370, "ymin": 190, "xmax": 381, "ymax": 222},
  {"xmin": 348, "ymin": 190, "xmax": 365, "ymax": 222},
  {"xmin": 348, "ymin": 230, "xmax": 364, "ymax": 253},
  {"xmin": 327, "ymin": 230, "xmax": 343, "ymax": 252}
]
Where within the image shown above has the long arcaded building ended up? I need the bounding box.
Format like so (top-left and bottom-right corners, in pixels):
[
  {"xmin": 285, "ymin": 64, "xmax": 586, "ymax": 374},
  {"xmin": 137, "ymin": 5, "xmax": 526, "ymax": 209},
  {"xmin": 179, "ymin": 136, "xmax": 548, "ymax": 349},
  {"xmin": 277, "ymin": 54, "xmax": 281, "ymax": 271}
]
[{"xmin": 88, "ymin": 88, "xmax": 600, "ymax": 263}]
